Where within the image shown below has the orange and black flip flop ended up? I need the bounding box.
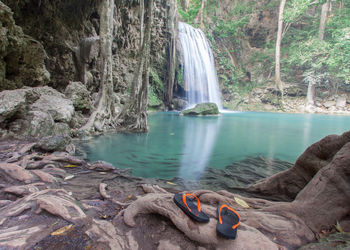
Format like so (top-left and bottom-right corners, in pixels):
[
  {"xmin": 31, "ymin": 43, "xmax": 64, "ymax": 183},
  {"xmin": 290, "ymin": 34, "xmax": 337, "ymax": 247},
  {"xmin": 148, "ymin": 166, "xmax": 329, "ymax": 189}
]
[
  {"xmin": 173, "ymin": 193, "xmax": 209, "ymax": 223},
  {"xmin": 217, "ymin": 204, "xmax": 241, "ymax": 239}
]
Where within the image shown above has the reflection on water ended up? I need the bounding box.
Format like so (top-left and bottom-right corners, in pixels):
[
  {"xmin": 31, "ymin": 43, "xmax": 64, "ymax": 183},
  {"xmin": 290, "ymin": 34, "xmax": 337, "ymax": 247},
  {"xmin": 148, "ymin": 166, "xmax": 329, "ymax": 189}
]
[
  {"xmin": 80, "ymin": 112, "xmax": 350, "ymax": 180},
  {"xmin": 179, "ymin": 116, "xmax": 222, "ymax": 180}
]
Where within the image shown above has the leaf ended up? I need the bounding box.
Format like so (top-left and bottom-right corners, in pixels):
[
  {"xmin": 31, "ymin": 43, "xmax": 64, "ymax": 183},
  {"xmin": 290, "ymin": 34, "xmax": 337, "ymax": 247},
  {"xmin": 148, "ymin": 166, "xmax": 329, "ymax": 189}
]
[
  {"xmin": 335, "ymin": 221, "xmax": 343, "ymax": 232},
  {"xmin": 64, "ymin": 164, "xmax": 77, "ymax": 168},
  {"xmin": 64, "ymin": 175, "xmax": 74, "ymax": 180},
  {"xmin": 51, "ymin": 224, "xmax": 73, "ymax": 236},
  {"xmin": 234, "ymin": 197, "xmax": 250, "ymax": 208},
  {"xmin": 166, "ymin": 181, "xmax": 177, "ymax": 185}
]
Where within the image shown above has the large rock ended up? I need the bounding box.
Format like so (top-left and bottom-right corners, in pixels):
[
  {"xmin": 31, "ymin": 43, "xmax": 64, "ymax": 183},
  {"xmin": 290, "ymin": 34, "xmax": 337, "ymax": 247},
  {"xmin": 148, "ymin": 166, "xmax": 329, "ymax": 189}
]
[
  {"xmin": 172, "ymin": 98, "xmax": 188, "ymax": 110},
  {"xmin": 0, "ymin": 89, "xmax": 26, "ymax": 123},
  {"xmin": 181, "ymin": 103, "xmax": 219, "ymax": 116},
  {"xmin": 0, "ymin": 87, "xmax": 74, "ymax": 138},
  {"xmin": 9, "ymin": 111, "xmax": 57, "ymax": 138},
  {"xmin": 31, "ymin": 94, "xmax": 74, "ymax": 123},
  {"xmin": 35, "ymin": 134, "xmax": 72, "ymax": 152},
  {"xmin": 65, "ymin": 81, "xmax": 92, "ymax": 113}
]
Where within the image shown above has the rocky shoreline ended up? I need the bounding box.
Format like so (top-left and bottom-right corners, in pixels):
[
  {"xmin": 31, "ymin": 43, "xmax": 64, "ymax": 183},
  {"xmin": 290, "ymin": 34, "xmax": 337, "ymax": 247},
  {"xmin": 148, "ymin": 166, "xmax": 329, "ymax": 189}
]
[{"xmin": 0, "ymin": 131, "xmax": 349, "ymax": 249}]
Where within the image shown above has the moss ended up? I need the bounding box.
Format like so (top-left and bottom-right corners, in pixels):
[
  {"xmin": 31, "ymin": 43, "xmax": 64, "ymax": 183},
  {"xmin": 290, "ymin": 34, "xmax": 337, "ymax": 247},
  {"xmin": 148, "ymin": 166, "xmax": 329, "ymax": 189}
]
[{"xmin": 181, "ymin": 102, "xmax": 219, "ymax": 115}]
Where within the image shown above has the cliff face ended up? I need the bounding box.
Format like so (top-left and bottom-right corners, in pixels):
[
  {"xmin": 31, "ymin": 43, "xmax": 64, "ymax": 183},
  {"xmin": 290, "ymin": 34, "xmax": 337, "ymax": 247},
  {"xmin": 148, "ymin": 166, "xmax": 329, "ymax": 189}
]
[{"xmin": 0, "ymin": 0, "xmax": 177, "ymax": 137}]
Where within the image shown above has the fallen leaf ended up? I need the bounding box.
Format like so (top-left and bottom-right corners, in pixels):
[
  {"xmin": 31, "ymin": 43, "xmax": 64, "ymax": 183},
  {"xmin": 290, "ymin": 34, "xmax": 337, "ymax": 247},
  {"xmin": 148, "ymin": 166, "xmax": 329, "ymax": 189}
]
[
  {"xmin": 234, "ymin": 197, "xmax": 250, "ymax": 208},
  {"xmin": 335, "ymin": 221, "xmax": 343, "ymax": 232},
  {"xmin": 166, "ymin": 181, "xmax": 177, "ymax": 185},
  {"xmin": 64, "ymin": 175, "xmax": 74, "ymax": 180},
  {"xmin": 64, "ymin": 164, "xmax": 77, "ymax": 168},
  {"xmin": 51, "ymin": 224, "xmax": 73, "ymax": 236}
]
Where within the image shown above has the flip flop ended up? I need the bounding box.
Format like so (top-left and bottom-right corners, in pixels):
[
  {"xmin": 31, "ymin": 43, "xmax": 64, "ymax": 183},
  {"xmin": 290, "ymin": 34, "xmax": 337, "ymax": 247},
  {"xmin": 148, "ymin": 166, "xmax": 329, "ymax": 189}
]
[
  {"xmin": 173, "ymin": 193, "xmax": 209, "ymax": 223},
  {"xmin": 217, "ymin": 204, "xmax": 241, "ymax": 239}
]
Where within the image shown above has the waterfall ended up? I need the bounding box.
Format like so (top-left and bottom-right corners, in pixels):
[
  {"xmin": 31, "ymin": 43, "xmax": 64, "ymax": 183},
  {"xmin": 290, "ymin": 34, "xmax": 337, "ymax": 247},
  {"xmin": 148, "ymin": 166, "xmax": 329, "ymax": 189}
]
[{"xmin": 178, "ymin": 22, "xmax": 222, "ymax": 109}]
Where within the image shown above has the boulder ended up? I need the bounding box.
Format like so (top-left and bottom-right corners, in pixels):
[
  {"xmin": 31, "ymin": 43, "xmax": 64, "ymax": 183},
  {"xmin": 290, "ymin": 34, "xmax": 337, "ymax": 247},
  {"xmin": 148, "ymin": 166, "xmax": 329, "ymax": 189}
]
[
  {"xmin": 181, "ymin": 103, "xmax": 219, "ymax": 116},
  {"xmin": 336, "ymin": 95, "xmax": 347, "ymax": 108},
  {"xmin": 9, "ymin": 111, "xmax": 57, "ymax": 138},
  {"xmin": 31, "ymin": 94, "xmax": 74, "ymax": 123},
  {"xmin": 65, "ymin": 81, "xmax": 92, "ymax": 113},
  {"xmin": 0, "ymin": 89, "xmax": 26, "ymax": 123},
  {"xmin": 172, "ymin": 98, "xmax": 188, "ymax": 110},
  {"xmin": 35, "ymin": 134, "xmax": 72, "ymax": 152},
  {"xmin": 324, "ymin": 100, "xmax": 336, "ymax": 109}
]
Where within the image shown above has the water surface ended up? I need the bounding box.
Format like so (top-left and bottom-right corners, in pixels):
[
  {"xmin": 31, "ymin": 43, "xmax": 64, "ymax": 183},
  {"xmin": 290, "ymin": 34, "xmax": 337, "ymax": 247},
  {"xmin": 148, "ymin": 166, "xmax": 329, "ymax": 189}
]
[{"xmin": 81, "ymin": 112, "xmax": 350, "ymax": 180}]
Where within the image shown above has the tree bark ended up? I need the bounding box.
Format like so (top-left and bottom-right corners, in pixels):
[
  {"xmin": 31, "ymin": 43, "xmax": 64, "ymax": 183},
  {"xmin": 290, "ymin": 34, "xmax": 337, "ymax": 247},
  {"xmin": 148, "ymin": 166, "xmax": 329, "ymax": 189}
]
[
  {"xmin": 166, "ymin": 1, "xmax": 177, "ymax": 109},
  {"xmin": 80, "ymin": 0, "xmax": 115, "ymax": 132},
  {"xmin": 318, "ymin": 0, "xmax": 330, "ymax": 41},
  {"xmin": 117, "ymin": 0, "xmax": 154, "ymax": 132},
  {"xmin": 275, "ymin": 0, "xmax": 287, "ymax": 96},
  {"xmin": 199, "ymin": 0, "xmax": 205, "ymax": 29}
]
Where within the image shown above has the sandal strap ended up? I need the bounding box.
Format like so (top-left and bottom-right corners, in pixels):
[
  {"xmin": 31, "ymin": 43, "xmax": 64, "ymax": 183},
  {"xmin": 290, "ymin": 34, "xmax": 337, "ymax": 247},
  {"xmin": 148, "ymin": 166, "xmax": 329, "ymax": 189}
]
[
  {"xmin": 218, "ymin": 204, "xmax": 241, "ymax": 229},
  {"xmin": 182, "ymin": 193, "xmax": 201, "ymax": 212}
]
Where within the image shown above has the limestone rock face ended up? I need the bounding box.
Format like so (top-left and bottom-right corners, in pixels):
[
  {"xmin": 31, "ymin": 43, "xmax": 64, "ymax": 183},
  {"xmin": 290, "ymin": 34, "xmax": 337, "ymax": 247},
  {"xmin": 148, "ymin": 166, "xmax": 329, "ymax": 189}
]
[
  {"xmin": 0, "ymin": 2, "xmax": 50, "ymax": 91},
  {"xmin": 181, "ymin": 102, "xmax": 219, "ymax": 116},
  {"xmin": 65, "ymin": 81, "xmax": 92, "ymax": 113}
]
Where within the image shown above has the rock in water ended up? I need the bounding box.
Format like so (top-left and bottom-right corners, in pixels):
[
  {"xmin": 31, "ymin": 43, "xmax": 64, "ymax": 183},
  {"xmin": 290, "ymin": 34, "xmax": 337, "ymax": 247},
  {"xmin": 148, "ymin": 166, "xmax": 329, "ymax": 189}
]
[{"xmin": 181, "ymin": 102, "xmax": 219, "ymax": 116}]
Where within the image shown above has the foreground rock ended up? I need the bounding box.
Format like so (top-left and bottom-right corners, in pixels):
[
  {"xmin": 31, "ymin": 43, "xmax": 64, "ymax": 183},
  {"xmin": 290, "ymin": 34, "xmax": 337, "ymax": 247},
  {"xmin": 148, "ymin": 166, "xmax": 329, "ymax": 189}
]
[
  {"xmin": 0, "ymin": 86, "xmax": 74, "ymax": 138},
  {"xmin": 0, "ymin": 132, "xmax": 349, "ymax": 249},
  {"xmin": 181, "ymin": 102, "xmax": 219, "ymax": 116}
]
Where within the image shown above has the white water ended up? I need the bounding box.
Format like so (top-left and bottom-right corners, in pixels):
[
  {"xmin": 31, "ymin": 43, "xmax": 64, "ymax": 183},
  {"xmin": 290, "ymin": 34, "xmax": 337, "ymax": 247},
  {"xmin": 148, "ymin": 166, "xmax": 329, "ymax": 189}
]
[{"xmin": 178, "ymin": 22, "xmax": 222, "ymax": 109}]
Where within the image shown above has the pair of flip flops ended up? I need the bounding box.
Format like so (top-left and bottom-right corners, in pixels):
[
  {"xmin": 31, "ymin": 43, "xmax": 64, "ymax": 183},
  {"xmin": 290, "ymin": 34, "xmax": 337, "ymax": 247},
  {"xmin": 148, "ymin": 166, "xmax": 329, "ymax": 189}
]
[{"xmin": 174, "ymin": 193, "xmax": 241, "ymax": 239}]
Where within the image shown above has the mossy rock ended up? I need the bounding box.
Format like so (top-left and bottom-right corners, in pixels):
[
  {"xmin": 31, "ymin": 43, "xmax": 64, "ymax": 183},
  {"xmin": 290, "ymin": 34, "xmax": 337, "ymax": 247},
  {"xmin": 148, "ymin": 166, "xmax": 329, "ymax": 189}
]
[{"xmin": 181, "ymin": 103, "xmax": 219, "ymax": 116}]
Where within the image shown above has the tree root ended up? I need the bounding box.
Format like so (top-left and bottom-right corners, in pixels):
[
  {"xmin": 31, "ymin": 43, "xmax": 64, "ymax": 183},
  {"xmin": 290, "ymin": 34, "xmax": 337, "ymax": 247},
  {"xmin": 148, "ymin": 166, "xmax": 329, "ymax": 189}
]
[{"xmin": 121, "ymin": 184, "xmax": 316, "ymax": 249}]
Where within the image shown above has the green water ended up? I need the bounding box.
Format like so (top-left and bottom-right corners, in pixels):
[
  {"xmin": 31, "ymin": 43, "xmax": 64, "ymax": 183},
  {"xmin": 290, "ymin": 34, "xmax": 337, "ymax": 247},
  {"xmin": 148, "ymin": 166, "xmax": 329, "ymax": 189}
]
[{"xmin": 81, "ymin": 112, "xmax": 350, "ymax": 180}]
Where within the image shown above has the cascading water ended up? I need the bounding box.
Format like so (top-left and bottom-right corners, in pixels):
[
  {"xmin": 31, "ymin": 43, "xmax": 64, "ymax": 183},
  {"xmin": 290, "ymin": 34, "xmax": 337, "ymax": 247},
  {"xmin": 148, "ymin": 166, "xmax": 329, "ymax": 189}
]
[{"xmin": 178, "ymin": 22, "xmax": 222, "ymax": 109}]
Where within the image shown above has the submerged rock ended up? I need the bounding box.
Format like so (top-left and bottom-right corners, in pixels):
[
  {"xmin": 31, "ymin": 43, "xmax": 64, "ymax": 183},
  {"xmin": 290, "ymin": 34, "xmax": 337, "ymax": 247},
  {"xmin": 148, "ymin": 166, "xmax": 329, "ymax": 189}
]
[{"xmin": 181, "ymin": 102, "xmax": 219, "ymax": 116}]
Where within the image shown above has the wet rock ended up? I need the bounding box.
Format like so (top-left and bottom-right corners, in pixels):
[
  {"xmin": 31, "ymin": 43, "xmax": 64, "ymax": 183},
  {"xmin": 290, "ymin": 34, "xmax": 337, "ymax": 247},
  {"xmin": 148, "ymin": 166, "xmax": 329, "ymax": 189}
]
[
  {"xmin": 35, "ymin": 134, "xmax": 72, "ymax": 152},
  {"xmin": 181, "ymin": 102, "xmax": 219, "ymax": 116},
  {"xmin": 65, "ymin": 81, "xmax": 92, "ymax": 113},
  {"xmin": 172, "ymin": 98, "xmax": 188, "ymax": 110}
]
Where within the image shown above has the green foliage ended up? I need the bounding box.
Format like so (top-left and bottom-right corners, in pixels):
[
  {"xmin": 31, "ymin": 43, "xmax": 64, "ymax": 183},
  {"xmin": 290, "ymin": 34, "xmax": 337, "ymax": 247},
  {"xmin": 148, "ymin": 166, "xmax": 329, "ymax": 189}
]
[
  {"xmin": 148, "ymin": 87, "xmax": 162, "ymax": 107},
  {"xmin": 150, "ymin": 68, "xmax": 164, "ymax": 91},
  {"xmin": 284, "ymin": 0, "xmax": 315, "ymax": 23},
  {"xmin": 284, "ymin": 2, "xmax": 350, "ymax": 85},
  {"xmin": 177, "ymin": 0, "xmax": 202, "ymax": 25}
]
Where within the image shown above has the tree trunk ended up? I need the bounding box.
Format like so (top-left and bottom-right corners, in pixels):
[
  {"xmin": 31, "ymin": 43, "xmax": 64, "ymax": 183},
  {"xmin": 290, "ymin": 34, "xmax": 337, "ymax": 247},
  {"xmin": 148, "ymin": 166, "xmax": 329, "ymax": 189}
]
[
  {"xmin": 199, "ymin": 0, "xmax": 205, "ymax": 29},
  {"xmin": 80, "ymin": 0, "xmax": 115, "ymax": 132},
  {"xmin": 318, "ymin": 0, "xmax": 330, "ymax": 40},
  {"xmin": 118, "ymin": 0, "xmax": 154, "ymax": 132},
  {"xmin": 275, "ymin": 0, "xmax": 286, "ymax": 97},
  {"xmin": 166, "ymin": 1, "xmax": 177, "ymax": 109}
]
